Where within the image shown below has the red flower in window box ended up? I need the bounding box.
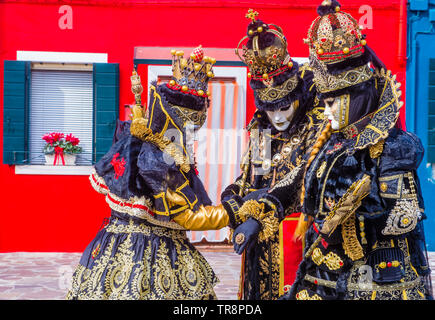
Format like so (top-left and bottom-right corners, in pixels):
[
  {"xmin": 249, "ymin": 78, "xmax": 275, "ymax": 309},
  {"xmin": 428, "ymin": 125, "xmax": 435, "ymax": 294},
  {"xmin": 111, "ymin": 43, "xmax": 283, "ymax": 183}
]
[
  {"xmin": 65, "ymin": 133, "xmax": 80, "ymax": 146},
  {"xmin": 42, "ymin": 132, "xmax": 82, "ymax": 156}
]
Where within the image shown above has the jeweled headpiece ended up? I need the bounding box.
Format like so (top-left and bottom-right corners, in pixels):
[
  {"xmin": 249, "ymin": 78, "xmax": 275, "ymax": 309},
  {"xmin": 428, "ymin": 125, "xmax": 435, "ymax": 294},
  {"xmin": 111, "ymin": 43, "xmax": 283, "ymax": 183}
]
[
  {"xmin": 306, "ymin": 1, "xmax": 375, "ymax": 94},
  {"xmin": 167, "ymin": 45, "xmax": 216, "ymax": 98},
  {"xmin": 236, "ymin": 9, "xmax": 294, "ymax": 81},
  {"xmin": 306, "ymin": 0, "xmax": 366, "ymax": 64},
  {"xmin": 236, "ymin": 9, "xmax": 305, "ymax": 112}
]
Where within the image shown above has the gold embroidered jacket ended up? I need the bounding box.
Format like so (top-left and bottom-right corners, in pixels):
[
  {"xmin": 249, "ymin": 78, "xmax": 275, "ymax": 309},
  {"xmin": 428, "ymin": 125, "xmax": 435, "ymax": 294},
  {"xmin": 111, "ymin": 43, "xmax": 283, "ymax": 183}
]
[{"xmin": 288, "ymin": 70, "xmax": 432, "ymax": 300}]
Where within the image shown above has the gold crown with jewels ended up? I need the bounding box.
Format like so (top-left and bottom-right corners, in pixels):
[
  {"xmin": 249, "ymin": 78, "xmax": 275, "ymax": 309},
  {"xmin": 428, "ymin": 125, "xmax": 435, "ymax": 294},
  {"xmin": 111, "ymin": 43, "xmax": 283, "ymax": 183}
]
[
  {"xmin": 168, "ymin": 45, "xmax": 216, "ymax": 98},
  {"xmin": 236, "ymin": 9, "xmax": 294, "ymax": 81},
  {"xmin": 305, "ymin": 0, "xmax": 367, "ymax": 65}
]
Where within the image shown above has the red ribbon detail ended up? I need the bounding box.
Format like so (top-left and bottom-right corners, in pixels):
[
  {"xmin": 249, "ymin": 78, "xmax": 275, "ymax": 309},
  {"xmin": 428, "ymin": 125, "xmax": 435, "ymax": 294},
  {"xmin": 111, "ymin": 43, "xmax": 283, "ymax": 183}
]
[
  {"xmin": 312, "ymin": 222, "xmax": 329, "ymax": 249},
  {"xmin": 166, "ymin": 83, "xmax": 209, "ymax": 98},
  {"xmin": 53, "ymin": 146, "xmax": 65, "ymax": 166},
  {"xmin": 110, "ymin": 153, "xmax": 126, "ymax": 179},
  {"xmin": 91, "ymin": 173, "xmax": 109, "ymax": 191},
  {"xmin": 107, "ymin": 193, "xmax": 155, "ymax": 217}
]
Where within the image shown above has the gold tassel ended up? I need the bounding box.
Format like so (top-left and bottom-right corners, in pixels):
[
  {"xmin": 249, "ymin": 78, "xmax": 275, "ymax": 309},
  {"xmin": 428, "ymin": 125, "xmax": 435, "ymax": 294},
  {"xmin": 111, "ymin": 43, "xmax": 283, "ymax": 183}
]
[{"xmin": 294, "ymin": 213, "xmax": 313, "ymax": 241}]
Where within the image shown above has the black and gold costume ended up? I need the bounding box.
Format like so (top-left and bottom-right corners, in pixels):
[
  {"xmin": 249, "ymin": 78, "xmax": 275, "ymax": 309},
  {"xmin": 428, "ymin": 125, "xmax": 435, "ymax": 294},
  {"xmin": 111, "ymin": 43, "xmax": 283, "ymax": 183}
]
[
  {"xmin": 284, "ymin": 1, "xmax": 433, "ymax": 300},
  {"xmin": 67, "ymin": 48, "xmax": 229, "ymax": 300},
  {"xmin": 220, "ymin": 11, "xmax": 327, "ymax": 300}
]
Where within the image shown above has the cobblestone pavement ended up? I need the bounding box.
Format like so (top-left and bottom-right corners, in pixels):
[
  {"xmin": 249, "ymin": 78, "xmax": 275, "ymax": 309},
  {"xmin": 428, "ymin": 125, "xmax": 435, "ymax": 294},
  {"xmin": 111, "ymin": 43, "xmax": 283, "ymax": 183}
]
[
  {"xmin": 0, "ymin": 245, "xmax": 241, "ymax": 300},
  {"xmin": 0, "ymin": 248, "xmax": 434, "ymax": 300}
]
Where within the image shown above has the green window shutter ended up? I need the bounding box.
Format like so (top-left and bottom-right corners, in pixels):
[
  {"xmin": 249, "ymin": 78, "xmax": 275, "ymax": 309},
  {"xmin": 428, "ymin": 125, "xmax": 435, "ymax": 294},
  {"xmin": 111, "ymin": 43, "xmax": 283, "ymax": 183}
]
[
  {"xmin": 429, "ymin": 59, "xmax": 435, "ymax": 163},
  {"xmin": 93, "ymin": 63, "xmax": 119, "ymax": 163},
  {"xmin": 3, "ymin": 60, "xmax": 30, "ymax": 165}
]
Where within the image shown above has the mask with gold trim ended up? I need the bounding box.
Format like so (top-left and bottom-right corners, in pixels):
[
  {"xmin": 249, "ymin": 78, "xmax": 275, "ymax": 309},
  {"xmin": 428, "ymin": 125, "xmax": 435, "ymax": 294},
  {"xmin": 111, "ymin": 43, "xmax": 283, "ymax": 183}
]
[
  {"xmin": 323, "ymin": 94, "xmax": 350, "ymax": 131},
  {"xmin": 307, "ymin": 1, "xmax": 388, "ymax": 134}
]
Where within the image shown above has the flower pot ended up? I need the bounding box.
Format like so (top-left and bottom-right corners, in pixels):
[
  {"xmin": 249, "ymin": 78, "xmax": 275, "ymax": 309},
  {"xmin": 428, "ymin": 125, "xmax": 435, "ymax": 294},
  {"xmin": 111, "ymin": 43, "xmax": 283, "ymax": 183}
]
[{"xmin": 45, "ymin": 153, "xmax": 77, "ymax": 166}]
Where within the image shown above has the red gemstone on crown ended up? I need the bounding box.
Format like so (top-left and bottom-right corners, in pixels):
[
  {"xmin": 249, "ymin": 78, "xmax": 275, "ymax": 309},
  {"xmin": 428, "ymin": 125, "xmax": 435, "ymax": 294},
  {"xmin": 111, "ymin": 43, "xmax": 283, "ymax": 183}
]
[{"xmin": 191, "ymin": 46, "xmax": 204, "ymax": 62}]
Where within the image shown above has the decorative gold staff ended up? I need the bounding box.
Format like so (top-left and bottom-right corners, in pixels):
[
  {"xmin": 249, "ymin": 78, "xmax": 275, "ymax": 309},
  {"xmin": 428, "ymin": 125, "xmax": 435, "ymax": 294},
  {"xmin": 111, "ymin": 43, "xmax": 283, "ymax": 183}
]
[{"xmin": 130, "ymin": 69, "xmax": 144, "ymax": 120}]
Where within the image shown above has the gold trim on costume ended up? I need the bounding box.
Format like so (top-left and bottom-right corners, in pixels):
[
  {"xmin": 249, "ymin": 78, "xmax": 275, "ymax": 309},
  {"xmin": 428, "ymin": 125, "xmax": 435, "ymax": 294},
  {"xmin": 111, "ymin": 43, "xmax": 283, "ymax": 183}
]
[
  {"xmin": 295, "ymin": 289, "xmax": 322, "ymax": 300},
  {"xmin": 131, "ymin": 85, "xmax": 192, "ymax": 173},
  {"xmin": 238, "ymin": 200, "xmax": 279, "ymax": 242},
  {"xmin": 311, "ymin": 247, "xmax": 344, "ymax": 270},
  {"xmin": 256, "ymin": 75, "xmax": 299, "ymax": 102},
  {"xmin": 354, "ymin": 69, "xmax": 404, "ymax": 151},
  {"xmin": 304, "ymin": 273, "xmax": 423, "ymax": 292},
  {"xmin": 337, "ymin": 94, "xmax": 350, "ymax": 129},
  {"xmin": 313, "ymin": 64, "xmax": 373, "ymax": 94},
  {"xmin": 170, "ymin": 103, "xmax": 207, "ymax": 127},
  {"xmin": 381, "ymin": 199, "xmax": 420, "ymax": 236}
]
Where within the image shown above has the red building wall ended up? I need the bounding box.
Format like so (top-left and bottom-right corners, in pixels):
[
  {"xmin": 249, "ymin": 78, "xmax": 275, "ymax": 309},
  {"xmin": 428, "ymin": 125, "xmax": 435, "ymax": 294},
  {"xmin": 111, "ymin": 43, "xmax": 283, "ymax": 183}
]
[{"xmin": 0, "ymin": 0, "xmax": 407, "ymax": 252}]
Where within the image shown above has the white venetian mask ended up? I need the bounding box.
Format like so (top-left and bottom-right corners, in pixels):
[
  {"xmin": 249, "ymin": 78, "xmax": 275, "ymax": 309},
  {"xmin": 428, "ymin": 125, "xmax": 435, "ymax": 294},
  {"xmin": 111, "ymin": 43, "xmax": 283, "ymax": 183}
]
[
  {"xmin": 323, "ymin": 94, "xmax": 350, "ymax": 131},
  {"xmin": 265, "ymin": 102, "xmax": 297, "ymax": 132}
]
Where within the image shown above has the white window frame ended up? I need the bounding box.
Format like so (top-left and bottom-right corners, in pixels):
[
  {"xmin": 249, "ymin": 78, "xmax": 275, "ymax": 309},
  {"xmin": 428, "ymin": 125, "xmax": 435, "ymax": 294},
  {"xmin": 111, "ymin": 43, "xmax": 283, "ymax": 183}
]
[
  {"xmin": 147, "ymin": 65, "xmax": 247, "ymax": 95},
  {"xmin": 15, "ymin": 51, "xmax": 108, "ymax": 176}
]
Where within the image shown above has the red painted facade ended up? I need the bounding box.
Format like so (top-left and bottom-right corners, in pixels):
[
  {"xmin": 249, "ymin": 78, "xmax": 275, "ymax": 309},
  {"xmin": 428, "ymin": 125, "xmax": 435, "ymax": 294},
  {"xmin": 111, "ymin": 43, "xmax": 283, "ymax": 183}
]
[{"xmin": 0, "ymin": 0, "xmax": 407, "ymax": 252}]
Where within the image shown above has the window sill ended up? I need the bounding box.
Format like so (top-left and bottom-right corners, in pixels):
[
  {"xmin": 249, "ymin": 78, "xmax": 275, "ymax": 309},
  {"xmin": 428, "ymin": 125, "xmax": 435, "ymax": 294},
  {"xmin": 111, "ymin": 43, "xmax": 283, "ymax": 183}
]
[{"xmin": 15, "ymin": 165, "xmax": 93, "ymax": 176}]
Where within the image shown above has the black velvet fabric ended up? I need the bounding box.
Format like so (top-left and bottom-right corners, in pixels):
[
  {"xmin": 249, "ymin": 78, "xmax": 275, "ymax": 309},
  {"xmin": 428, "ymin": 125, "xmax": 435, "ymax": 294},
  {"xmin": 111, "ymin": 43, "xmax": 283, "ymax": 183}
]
[
  {"xmin": 94, "ymin": 82, "xmax": 212, "ymax": 222},
  {"xmin": 246, "ymin": 19, "xmax": 278, "ymax": 50},
  {"xmin": 317, "ymin": 0, "xmax": 342, "ymax": 16},
  {"xmin": 321, "ymin": 77, "xmax": 379, "ymax": 128},
  {"xmin": 304, "ymin": 128, "xmax": 424, "ymax": 224},
  {"xmin": 158, "ymin": 81, "xmax": 208, "ymax": 111},
  {"xmin": 113, "ymin": 119, "xmax": 132, "ymax": 145},
  {"xmin": 290, "ymin": 126, "xmax": 432, "ymax": 300}
]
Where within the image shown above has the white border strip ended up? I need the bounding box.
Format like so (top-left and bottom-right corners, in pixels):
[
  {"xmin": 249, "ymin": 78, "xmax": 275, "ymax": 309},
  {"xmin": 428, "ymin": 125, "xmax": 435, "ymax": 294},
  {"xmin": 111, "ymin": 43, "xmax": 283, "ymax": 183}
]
[
  {"xmin": 14, "ymin": 50, "xmax": 107, "ymax": 176},
  {"xmin": 147, "ymin": 65, "xmax": 247, "ymax": 98},
  {"xmin": 15, "ymin": 165, "xmax": 93, "ymax": 176},
  {"xmin": 17, "ymin": 51, "xmax": 108, "ymax": 63}
]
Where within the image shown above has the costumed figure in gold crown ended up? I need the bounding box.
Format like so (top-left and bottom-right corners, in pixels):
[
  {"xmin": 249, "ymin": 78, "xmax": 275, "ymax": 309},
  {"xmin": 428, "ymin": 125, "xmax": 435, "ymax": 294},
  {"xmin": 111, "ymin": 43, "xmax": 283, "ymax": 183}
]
[
  {"xmin": 280, "ymin": 1, "xmax": 433, "ymax": 300},
  {"xmin": 66, "ymin": 47, "xmax": 231, "ymax": 300},
  {"xmin": 219, "ymin": 9, "xmax": 328, "ymax": 300}
]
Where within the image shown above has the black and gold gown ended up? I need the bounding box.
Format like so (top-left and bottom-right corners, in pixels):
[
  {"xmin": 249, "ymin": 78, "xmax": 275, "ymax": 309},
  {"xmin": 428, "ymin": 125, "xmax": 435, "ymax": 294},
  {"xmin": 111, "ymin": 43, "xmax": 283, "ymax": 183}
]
[
  {"xmin": 221, "ymin": 12, "xmax": 330, "ymax": 300},
  {"xmin": 66, "ymin": 82, "xmax": 228, "ymax": 300},
  {"xmin": 222, "ymin": 96, "xmax": 327, "ymax": 300},
  {"xmin": 287, "ymin": 70, "xmax": 433, "ymax": 300}
]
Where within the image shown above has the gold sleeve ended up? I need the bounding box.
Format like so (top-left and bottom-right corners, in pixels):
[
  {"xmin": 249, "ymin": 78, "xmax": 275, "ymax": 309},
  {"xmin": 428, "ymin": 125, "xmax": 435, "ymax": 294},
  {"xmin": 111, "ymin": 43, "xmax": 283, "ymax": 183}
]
[
  {"xmin": 166, "ymin": 188, "xmax": 229, "ymax": 230},
  {"xmin": 172, "ymin": 204, "xmax": 229, "ymax": 231}
]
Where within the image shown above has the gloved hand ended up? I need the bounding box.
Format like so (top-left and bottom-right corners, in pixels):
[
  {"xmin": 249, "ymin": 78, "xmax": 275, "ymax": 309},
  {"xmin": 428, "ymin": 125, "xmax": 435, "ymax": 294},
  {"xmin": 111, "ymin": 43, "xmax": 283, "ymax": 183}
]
[
  {"xmin": 220, "ymin": 184, "xmax": 240, "ymax": 203},
  {"xmin": 232, "ymin": 217, "xmax": 261, "ymax": 255}
]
